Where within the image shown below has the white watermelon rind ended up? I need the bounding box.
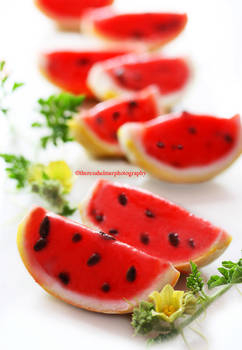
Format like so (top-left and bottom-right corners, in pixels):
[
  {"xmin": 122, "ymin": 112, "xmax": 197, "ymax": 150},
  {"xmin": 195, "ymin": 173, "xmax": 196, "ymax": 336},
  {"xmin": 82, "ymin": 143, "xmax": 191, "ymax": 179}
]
[
  {"xmin": 117, "ymin": 114, "xmax": 242, "ymax": 183},
  {"xmin": 68, "ymin": 86, "xmax": 162, "ymax": 157},
  {"xmin": 17, "ymin": 207, "xmax": 179, "ymax": 314},
  {"xmin": 81, "ymin": 7, "xmax": 188, "ymax": 50},
  {"xmin": 87, "ymin": 53, "xmax": 193, "ymax": 108}
]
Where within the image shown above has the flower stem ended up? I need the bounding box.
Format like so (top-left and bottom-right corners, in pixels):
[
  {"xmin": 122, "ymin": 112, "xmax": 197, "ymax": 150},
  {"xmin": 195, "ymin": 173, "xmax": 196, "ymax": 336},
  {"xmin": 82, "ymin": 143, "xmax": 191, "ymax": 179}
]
[{"xmin": 177, "ymin": 284, "xmax": 232, "ymax": 332}]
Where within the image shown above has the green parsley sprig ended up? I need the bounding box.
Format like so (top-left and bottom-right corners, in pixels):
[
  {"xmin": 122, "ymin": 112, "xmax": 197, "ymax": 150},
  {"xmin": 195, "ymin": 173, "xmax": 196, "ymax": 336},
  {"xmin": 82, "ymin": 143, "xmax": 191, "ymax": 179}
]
[
  {"xmin": 0, "ymin": 60, "xmax": 24, "ymax": 116},
  {"xmin": 0, "ymin": 153, "xmax": 76, "ymax": 216},
  {"xmin": 131, "ymin": 258, "xmax": 242, "ymax": 346},
  {"xmin": 32, "ymin": 92, "xmax": 85, "ymax": 148}
]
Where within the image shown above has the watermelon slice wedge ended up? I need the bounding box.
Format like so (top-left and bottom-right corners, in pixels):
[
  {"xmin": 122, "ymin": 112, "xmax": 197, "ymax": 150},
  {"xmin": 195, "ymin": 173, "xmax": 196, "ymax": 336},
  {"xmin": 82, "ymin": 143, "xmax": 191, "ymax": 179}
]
[
  {"xmin": 17, "ymin": 206, "xmax": 179, "ymax": 313},
  {"xmin": 82, "ymin": 7, "xmax": 188, "ymax": 49},
  {"xmin": 35, "ymin": 0, "xmax": 114, "ymax": 31},
  {"xmin": 39, "ymin": 49, "xmax": 132, "ymax": 96},
  {"xmin": 80, "ymin": 180, "xmax": 232, "ymax": 272},
  {"xmin": 118, "ymin": 112, "xmax": 242, "ymax": 183},
  {"xmin": 87, "ymin": 53, "xmax": 192, "ymax": 107},
  {"xmin": 69, "ymin": 86, "xmax": 163, "ymax": 157}
]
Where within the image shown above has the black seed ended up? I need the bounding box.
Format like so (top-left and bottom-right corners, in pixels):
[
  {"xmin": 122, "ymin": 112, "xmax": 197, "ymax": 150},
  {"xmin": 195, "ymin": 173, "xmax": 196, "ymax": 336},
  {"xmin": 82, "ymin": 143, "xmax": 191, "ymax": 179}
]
[
  {"xmin": 99, "ymin": 231, "xmax": 116, "ymax": 241},
  {"xmin": 87, "ymin": 253, "xmax": 101, "ymax": 266},
  {"xmin": 77, "ymin": 57, "xmax": 90, "ymax": 65},
  {"xmin": 58, "ymin": 272, "xmax": 70, "ymax": 285},
  {"xmin": 128, "ymin": 100, "xmax": 138, "ymax": 112},
  {"xmin": 126, "ymin": 266, "xmax": 136, "ymax": 282},
  {"xmin": 168, "ymin": 232, "xmax": 180, "ymax": 247},
  {"xmin": 96, "ymin": 116, "xmax": 103, "ymax": 124},
  {"xmin": 140, "ymin": 232, "xmax": 150, "ymax": 245},
  {"xmin": 34, "ymin": 238, "xmax": 47, "ymax": 251},
  {"xmin": 172, "ymin": 144, "xmax": 183, "ymax": 150},
  {"xmin": 188, "ymin": 238, "xmax": 195, "ymax": 248},
  {"xmin": 172, "ymin": 161, "xmax": 181, "ymax": 168},
  {"xmin": 118, "ymin": 193, "xmax": 127, "ymax": 206},
  {"xmin": 39, "ymin": 216, "xmax": 50, "ymax": 238},
  {"xmin": 145, "ymin": 209, "xmax": 155, "ymax": 218},
  {"xmin": 157, "ymin": 141, "xmax": 165, "ymax": 148},
  {"xmin": 188, "ymin": 127, "xmax": 197, "ymax": 134},
  {"xmin": 95, "ymin": 214, "xmax": 104, "ymax": 222},
  {"xmin": 112, "ymin": 111, "xmax": 120, "ymax": 120},
  {"xmin": 72, "ymin": 233, "xmax": 82, "ymax": 243},
  {"xmin": 132, "ymin": 31, "xmax": 143, "ymax": 39},
  {"xmin": 101, "ymin": 283, "xmax": 110, "ymax": 293},
  {"xmin": 224, "ymin": 133, "xmax": 233, "ymax": 143},
  {"xmin": 109, "ymin": 229, "xmax": 119, "ymax": 235}
]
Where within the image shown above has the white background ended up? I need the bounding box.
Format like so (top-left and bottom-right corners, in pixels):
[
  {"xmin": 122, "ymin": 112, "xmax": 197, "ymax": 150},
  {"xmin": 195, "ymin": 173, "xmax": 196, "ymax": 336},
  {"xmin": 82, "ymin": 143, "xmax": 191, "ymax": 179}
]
[{"xmin": 0, "ymin": 1, "xmax": 242, "ymax": 349}]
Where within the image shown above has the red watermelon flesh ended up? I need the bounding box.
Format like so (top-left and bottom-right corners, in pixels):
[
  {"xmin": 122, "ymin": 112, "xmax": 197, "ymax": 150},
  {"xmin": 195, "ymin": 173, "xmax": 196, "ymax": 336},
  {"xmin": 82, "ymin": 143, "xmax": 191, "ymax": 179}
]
[
  {"xmin": 87, "ymin": 53, "xmax": 191, "ymax": 105},
  {"xmin": 82, "ymin": 8, "xmax": 187, "ymax": 47},
  {"xmin": 35, "ymin": 0, "xmax": 114, "ymax": 22},
  {"xmin": 79, "ymin": 87, "xmax": 161, "ymax": 144},
  {"xmin": 107, "ymin": 57, "xmax": 190, "ymax": 94},
  {"xmin": 141, "ymin": 112, "xmax": 241, "ymax": 167},
  {"xmin": 40, "ymin": 49, "xmax": 131, "ymax": 96},
  {"xmin": 80, "ymin": 180, "xmax": 232, "ymax": 272},
  {"xmin": 17, "ymin": 206, "xmax": 179, "ymax": 313}
]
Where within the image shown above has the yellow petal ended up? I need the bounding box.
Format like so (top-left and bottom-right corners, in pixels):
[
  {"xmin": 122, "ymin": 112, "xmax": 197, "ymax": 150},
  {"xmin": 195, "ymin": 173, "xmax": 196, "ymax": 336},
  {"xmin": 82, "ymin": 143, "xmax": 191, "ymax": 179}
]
[
  {"xmin": 160, "ymin": 284, "xmax": 174, "ymax": 310},
  {"xmin": 27, "ymin": 164, "xmax": 45, "ymax": 184},
  {"xmin": 172, "ymin": 290, "xmax": 184, "ymax": 310},
  {"xmin": 149, "ymin": 291, "xmax": 163, "ymax": 313},
  {"xmin": 45, "ymin": 161, "xmax": 73, "ymax": 193}
]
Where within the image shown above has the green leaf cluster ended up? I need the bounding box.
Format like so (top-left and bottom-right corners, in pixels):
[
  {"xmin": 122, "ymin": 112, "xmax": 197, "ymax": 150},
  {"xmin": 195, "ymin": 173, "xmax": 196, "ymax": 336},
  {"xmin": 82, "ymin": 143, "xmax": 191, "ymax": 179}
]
[
  {"xmin": 0, "ymin": 153, "xmax": 30, "ymax": 188},
  {"xmin": 32, "ymin": 92, "xmax": 85, "ymax": 148},
  {"xmin": 208, "ymin": 259, "xmax": 242, "ymax": 289},
  {"xmin": 186, "ymin": 261, "xmax": 204, "ymax": 295}
]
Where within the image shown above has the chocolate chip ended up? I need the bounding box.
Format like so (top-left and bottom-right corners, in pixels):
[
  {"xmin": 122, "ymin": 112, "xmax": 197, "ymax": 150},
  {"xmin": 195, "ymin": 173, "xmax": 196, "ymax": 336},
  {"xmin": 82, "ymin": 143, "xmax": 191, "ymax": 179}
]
[
  {"xmin": 157, "ymin": 141, "xmax": 165, "ymax": 148},
  {"xmin": 140, "ymin": 232, "xmax": 150, "ymax": 245},
  {"xmin": 126, "ymin": 266, "xmax": 136, "ymax": 282},
  {"xmin": 112, "ymin": 111, "xmax": 120, "ymax": 120},
  {"xmin": 145, "ymin": 209, "xmax": 155, "ymax": 218},
  {"xmin": 188, "ymin": 127, "xmax": 197, "ymax": 134},
  {"xmin": 224, "ymin": 133, "xmax": 233, "ymax": 143},
  {"xmin": 96, "ymin": 116, "xmax": 103, "ymax": 124},
  {"xmin": 77, "ymin": 57, "xmax": 90, "ymax": 65},
  {"xmin": 58, "ymin": 272, "xmax": 70, "ymax": 285},
  {"xmin": 34, "ymin": 238, "xmax": 47, "ymax": 251},
  {"xmin": 95, "ymin": 214, "xmax": 104, "ymax": 222},
  {"xmin": 87, "ymin": 253, "xmax": 101, "ymax": 266},
  {"xmin": 118, "ymin": 193, "xmax": 127, "ymax": 206},
  {"xmin": 101, "ymin": 283, "xmax": 110, "ymax": 293},
  {"xmin": 99, "ymin": 231, "xmax": 116, "ymax": 241},
  {"xmin": 188, "ymin": 238, "xmax": 195, "ymax": 248},
  {"xmin": 109, "ymin": 229, "xmax": 119, "ymax": 235},
  {"xmin": 72, "ymin": 233, "xmax": 82, "ymax": 243},
  {"xmin": 39, "ymin": 216, "xmax": 50, "ymax": 238},
  {"xmin": 168, "ymin": 232, "xmax": 180, "ymax": 247}
]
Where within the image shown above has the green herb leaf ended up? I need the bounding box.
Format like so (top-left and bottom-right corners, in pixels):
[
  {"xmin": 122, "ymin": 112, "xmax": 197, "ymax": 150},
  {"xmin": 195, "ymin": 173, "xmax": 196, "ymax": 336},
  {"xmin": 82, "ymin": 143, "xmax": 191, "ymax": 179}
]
[
  {"xmin": 0, "ymin": 153, "xmax": 30, "ymax": 188},
  {"xmin": 59, "ymin": 203, "xmax": 77, "ymax": 217},
  {"xmin": 208, "ymin": 259, "xmax": 242, "ymax": 289},
  {"xmin": 186, "ymin": 261, "xmax": 204, "ymax": 295},
  {"xmin": 12, "ymin": 82, "xmax": 24, "ymax": 92},
  {"xmin": 32, "ymin": 92, "xmax": 85, "ymax": 148}
]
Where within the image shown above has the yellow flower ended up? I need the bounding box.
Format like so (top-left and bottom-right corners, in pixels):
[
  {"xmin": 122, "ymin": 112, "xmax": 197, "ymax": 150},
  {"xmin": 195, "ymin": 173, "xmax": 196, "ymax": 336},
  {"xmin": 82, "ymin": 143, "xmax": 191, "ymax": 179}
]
[
  {"xmin": 45, "ymin": 161, "xmax": 73, "ymax": 193},
  {"xmin": 27, "ymin": 164, "xmax": 45, "ymax": 184},
  {"xmin": 149, "ymin": 284, "xmax": 185, "ymax": 323}
]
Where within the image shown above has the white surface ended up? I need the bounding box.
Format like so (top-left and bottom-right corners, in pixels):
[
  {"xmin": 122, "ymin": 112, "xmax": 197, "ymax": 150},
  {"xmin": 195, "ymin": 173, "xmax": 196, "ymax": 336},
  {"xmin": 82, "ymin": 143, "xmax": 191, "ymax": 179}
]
[{"xmin": 0, "ymin": 1, "xmax": 242, "ymax": 350}]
